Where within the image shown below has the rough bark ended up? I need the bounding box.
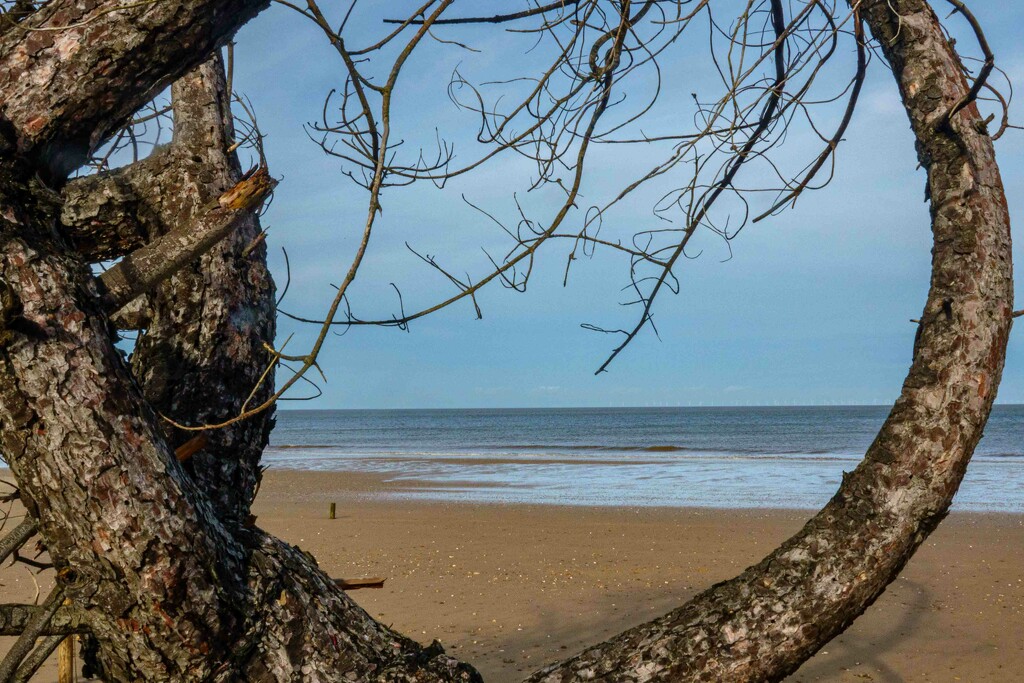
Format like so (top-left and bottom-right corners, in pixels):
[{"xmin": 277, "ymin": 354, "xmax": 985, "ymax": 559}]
[
  {"xmin": 0, "ymin": 7, "xmax": 482, "ymax": 675},
  {"xmin": 108, "ymin": 294, "xmax": 152, "ymax": 330},
  {"xmin": 0, "ymin": 157, "xmax": 481, "ymax": 682},
  {"xmin": 0, "ymin": 517, "xmax": 35, "ymax": 564},
  {"xmin": 0, "ymin": 586, "xmax": 65, "ymax": 681},
  {"xmin": 60, "ymin": 150, "xmax": 174, "ymax": 262},
  {"xmin": 0, "ymin": 0, "xmax": 1012, "ymax": 681},
  {"xmin": 523, "ymin": 2, "xmax": 1012, "ymax": 681},
  {"xmin": 10, "ymin": 633, "xmax": 65, "ymax": 683},
  {"xmin": 97, "ymin": 165, "xmax": 275, "ymax": 314},
  {"xmin": 0, "ymin": 0, "xmax": 270, "ymax": 180},
  {"xmin": 0, "ymin": 168, "xmax": 250, "ymax": 679},
  {"xmin": 123, "ymin": 55, "xmax": 278, "ymax": 528}
]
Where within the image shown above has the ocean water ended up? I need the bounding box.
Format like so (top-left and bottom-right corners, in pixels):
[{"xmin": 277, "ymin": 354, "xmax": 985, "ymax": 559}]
[{"xmin": 266, "ymin": 406, "xmax": 1024, "ymax": 512}]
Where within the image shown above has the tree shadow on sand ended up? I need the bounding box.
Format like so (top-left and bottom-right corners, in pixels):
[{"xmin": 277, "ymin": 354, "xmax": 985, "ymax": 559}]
[{"xmin": 785, "ymin": 577, "xmax": 933, "ymax": 683}]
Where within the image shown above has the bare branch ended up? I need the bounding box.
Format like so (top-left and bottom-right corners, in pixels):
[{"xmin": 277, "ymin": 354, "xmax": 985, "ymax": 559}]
[
  {"xmin": 0, "ymin": 603, "xmax": 85, "ymax": 638},
  {"xmin": 384, "ymin": 0, "xmax": 581, "ymax": 26},
  {"xmin": 11, "ymin": 634, "xmax": 66, "ymax": 682},
  {"xmin": 0, "ymin": 518, "xmax": 36, "ymax": 566},
  {"xmin": 0, "ymin": 585, "xmax": 64, "ymax": 680}
]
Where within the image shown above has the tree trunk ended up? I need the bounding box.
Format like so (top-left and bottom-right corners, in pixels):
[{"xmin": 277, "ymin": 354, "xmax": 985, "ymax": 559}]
[
  {"xmin": 0, "ymin": 0, "xmax": 271, "ymax": 179},
  {"xmin": 524, "ymin": 1, "xmax": 1013, "ymax": 680},
  {"xmin": 0, "ymin": 3, "xmax": 480, "ymax": 678},
  {"xmin": 122, "ymin": 54, "xmax": 278, "ymax": 528}
]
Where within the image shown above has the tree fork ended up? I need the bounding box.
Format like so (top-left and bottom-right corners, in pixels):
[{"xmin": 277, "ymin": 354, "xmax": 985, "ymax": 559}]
[
  {"xmin": 59, "ymin": 149, "xmax": 175, "ymax": 263},
  {"xmin": 0, "ymin": 604, "xmax": 86, "ymax": 638},
  {"xmin": 125, "ymin": 54, "xmax": 279, "ymax": 528}
]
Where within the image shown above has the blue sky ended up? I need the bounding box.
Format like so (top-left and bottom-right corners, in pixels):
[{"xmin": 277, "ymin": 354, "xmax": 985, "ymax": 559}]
[{"xmin": 227, "ymin": 2, "xmax": 1024, "ymax": 409}]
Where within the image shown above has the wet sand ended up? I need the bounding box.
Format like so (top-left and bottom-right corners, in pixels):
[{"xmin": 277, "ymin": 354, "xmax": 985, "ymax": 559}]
[{"xmin": 2, "ymin": 469, "xmax": 1022, "ymax": 681}]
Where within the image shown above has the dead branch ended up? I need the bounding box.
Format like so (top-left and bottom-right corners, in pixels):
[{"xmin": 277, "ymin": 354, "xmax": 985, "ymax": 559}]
[
  {"xmin": 334, "ymin": 577, "xmax": 386, "ymax": 590},
  {"xmin": 0, "ymin": 519, "xmax": 36, "ymax": 566},
  {"xmin": 10, "ymin": 634, "xmax": 65, "ymax": 683},
  {"xmin": 0, "ymin": 585, "xmax": 65, "ymax": 680}
]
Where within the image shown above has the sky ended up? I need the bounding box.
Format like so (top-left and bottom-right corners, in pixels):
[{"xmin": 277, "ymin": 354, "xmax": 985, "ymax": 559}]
[{"xmin": 221, "ymin": 1, "xmax": 1024, "ymax": 409}]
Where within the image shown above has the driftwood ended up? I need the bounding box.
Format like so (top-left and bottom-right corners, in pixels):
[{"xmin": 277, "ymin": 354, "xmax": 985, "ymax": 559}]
[{"xmin": 335, "ymin": 577, "xmax": 387, "ymax": 591}]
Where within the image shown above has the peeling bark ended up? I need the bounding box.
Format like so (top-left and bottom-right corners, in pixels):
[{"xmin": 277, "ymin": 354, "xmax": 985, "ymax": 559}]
[{"xmin": 524, "ymin": 2, "xmax": 1013, "ymax": 681}]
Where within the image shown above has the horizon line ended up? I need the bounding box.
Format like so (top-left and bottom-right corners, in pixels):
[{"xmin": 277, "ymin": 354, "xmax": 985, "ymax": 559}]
[{"xmin": 277, "ymin": 403, "xmax": 1024, "ymax": 411}]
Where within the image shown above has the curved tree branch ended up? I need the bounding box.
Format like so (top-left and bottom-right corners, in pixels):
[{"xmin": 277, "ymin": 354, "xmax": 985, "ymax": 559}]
[
  {"xmin": 59, "ymin": 149, "xmax": 173, "ymax": 262},
  {"xmin": 524, "ymin": 0, "xmax": 1013, "ymax": 680}
]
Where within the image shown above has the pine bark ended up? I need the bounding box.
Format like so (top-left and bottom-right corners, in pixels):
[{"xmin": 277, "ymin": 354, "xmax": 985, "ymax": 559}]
[
  {"xmin": 0, "ymin": 4, "xmax": 481, "ymax": 677},
  {"xmin": 524, "ymin": 1, "xmax": 1013, "ymax": 680},
  {"xmin": 121, "ymin": 55, "xmax": 278, "ymax": 528},
  {"xmin": 0, "ymin": 0, "xmax": 271, "ymax": 179}
]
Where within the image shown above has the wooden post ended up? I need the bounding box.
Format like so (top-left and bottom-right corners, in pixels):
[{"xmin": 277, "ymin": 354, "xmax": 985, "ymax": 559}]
[
  {"xmin": 329, "ymin": 502, "xmax": 336, "ymax": 520},
  {"xmin": 57, "ymin": 634, "xmax": 74, "ymax": 683}
]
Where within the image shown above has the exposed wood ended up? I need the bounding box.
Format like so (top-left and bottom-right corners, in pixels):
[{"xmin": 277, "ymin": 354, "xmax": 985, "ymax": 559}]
[
  {"xmin": 0, "ymin": 0, "xmax": 1009, "ymax": 681},
  {"xmin": 128, "ymin": 55, "xmax": 279, "ymax": 527},
  {"xmin": 1, "ymin": 48, "xmax": 479, "ymax": 680},
  {"xmin": 57, "ymin": 634, "xmax": 74, "ymax": 683}
]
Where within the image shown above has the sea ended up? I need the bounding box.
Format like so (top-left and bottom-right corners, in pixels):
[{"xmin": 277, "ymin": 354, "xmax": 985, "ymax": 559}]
[{"xmin": 266, "ymin": 406, "xmax": 1024, "ymax": 512}]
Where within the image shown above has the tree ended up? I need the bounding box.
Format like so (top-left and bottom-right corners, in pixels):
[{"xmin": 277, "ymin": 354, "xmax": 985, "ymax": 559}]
[{"xmin": 0, "ymin": 0, "xmax": 1013, "ymax": 681}]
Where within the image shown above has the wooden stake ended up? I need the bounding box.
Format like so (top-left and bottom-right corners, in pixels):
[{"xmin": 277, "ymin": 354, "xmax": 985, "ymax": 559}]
[
  {"xmin": 57, "ymin": 606, "xmax": 74, "ymax": 683},
  {"xmin": 329, "ymin": 502, "xmax": 336, "ymax": 520}
]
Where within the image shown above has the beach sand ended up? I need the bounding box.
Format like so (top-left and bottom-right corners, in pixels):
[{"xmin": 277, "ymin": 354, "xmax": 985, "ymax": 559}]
[{"xmin": 2, "ymin": 469, "xmax": 1022, "ymax": 681}]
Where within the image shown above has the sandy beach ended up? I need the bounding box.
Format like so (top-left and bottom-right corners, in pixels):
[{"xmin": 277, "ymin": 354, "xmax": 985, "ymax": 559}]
[{"xmin": 2, "ymin": 469, "xmax": 1022, "ymax": 682}]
